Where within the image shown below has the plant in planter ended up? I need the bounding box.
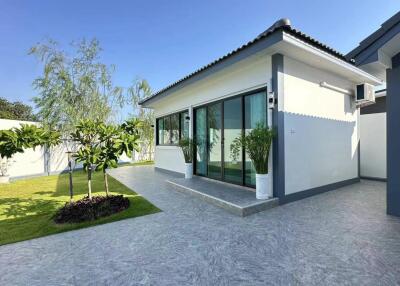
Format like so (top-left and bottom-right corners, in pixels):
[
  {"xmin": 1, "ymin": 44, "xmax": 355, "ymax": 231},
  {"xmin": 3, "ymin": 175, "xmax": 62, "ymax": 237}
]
[
  {"xmin": 231, "ymin": 123, "xmax": 275, "ymax": 199},
  {"xmin": 178, "ymin": 137, "xmax": 196, "ymax": 179}
]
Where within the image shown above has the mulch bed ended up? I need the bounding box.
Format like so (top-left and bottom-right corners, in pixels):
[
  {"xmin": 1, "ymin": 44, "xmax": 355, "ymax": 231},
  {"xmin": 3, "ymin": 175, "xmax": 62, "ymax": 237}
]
[{"xmin": 54, "ymin": 195, "xmax": 130, "ymax": 224}]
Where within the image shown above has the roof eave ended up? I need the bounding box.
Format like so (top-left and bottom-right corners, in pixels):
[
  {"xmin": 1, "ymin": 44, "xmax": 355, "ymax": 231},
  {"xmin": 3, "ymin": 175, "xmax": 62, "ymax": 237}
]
[{"xmin": 140, "ymin": 29, "xmax": 284, "ymax": 107}]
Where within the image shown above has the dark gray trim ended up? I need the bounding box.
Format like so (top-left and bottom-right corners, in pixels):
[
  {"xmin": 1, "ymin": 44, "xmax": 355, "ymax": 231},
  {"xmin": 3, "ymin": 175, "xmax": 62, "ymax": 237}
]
[
  {"xmin": 357, "ymin": 141, "xmax": 360, "ymax": 178},
  {"xmin": 280, "ymin": 178, "xmax": 360, "ymax": 204},
  {"xmin": 271, "ymin": 54, "xmax": 285, "ymax": 199},
  {"xmin": 141, "ymin": 32, "xmax": 283, "ymax": 106},
  {"xmin": 361, "ymin": 176, "xmax": 387, "ymax": 182},
  {"xmin": 142, "ymin": 22, "xmax": 352, "ymax": 106},
  {"xmin": 347, "ymin": 11, "xmax": 400, "ymax": 63},
  {"xmin": 360, "ymin": 96, "xmax": 386, "ymax": 114},
  {"xmin": 386, "ymin": 52, "xmax": 400, "ymax": 217}
]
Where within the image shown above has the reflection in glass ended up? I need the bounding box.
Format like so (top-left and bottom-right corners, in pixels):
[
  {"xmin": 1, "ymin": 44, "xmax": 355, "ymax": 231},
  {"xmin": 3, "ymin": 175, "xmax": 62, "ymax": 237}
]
[
  {"xmin": 207, "ymin": 103, "xmax": 222, "ymax": 179},
  {"xmin": 180, "ymin": 111, "xmax": 189, "ymax": 139},
  {"xmin": 170, "ymin": 113, "xmax": 180, "ymax": 144},
  {"xmin": 163, "ymin": 116, "xmax": 171, "ymax": 144},
  {"xmin": 223, "ymin": 97, "xmax": 242, "ymax": 184},
  {"xmin": 195, "ymin": 108, "xmax": 207, "ymax": 175},
  {"xmin": 244, "ymin": 92, "xmax": 267, "ymax": 186},
  {"xmin": 157, "ymin": 118, "xmax": 164, "ymax": 145}
]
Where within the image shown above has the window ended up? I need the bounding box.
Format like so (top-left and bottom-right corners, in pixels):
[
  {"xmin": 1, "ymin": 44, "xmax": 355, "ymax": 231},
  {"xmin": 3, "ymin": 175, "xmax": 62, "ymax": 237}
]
[
  {"xmin": 157, "ymin": 118, "xmax": 165, "ymax": 145},
  {"xmin": 180, "ymin": 111, "xmax": 189, "ymax": 139},
  {"xmin": 171, "ymin": 113, "xmax": 180, "ymax": 144},
  {"xmin": 156, "ymin": 110, "xmax": 189, "ymax": 145}
]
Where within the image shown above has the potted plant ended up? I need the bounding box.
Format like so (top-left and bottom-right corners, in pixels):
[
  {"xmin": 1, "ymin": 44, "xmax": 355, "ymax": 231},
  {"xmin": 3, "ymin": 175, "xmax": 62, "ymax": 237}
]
[
  {"xmin": 231, "ymin": 123, "xmax": 275, "ymax": 199},
  {"xmin": 178, "ymin": 138, "xmax": 196, "ymax": 179}
]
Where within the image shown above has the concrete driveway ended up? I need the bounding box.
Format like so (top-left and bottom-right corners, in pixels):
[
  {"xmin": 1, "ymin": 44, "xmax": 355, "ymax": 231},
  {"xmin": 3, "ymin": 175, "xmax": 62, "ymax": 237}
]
[{"xmin": 1, "ymin": 165, "xmax": 399, "ymax": 285}]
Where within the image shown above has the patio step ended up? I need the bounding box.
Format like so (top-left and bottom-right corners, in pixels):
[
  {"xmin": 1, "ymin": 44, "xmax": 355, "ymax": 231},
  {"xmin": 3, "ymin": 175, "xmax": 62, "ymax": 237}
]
[{"xmin": 166, "ymin": 177, "xmax": 278, "ymax": 217}]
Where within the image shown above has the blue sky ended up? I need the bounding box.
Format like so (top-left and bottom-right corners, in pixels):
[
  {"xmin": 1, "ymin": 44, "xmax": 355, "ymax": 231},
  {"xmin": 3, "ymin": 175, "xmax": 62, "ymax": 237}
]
[{"xmin": 1, "ymin": 0, "xmax": 399, "ymax": 110}]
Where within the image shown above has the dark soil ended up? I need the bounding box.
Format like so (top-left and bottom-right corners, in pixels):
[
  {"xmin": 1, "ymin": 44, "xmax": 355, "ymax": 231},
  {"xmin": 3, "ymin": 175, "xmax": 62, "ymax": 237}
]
[{"xmin": 54, "ymin": 195, "xmax": 130, "ymax": 224}]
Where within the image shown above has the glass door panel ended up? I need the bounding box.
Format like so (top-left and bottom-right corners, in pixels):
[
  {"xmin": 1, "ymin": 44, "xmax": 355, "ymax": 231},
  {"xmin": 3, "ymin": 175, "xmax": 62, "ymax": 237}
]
[
  {"xmin": 207, "ymin": 103, "xmax": 222, "ymax": 179},
  {"xmin": 223, "ymin": 97, "xmax": 243, "ymax": 184},
  {"xmin": 195, "ymin": 107, "xmax": 207, "ymax": 176},
  {"xmin": 244, "ymin": 92, "xmax": 267, "ymax": 186}
]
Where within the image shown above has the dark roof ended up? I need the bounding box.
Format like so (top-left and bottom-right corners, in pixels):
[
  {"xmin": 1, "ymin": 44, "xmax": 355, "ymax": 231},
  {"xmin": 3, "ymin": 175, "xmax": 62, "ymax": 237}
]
[
  {"xmin": 141, "ymin": 19, "xmax": 352, "ymax": 105},
  {"xmin": 346, "ymin": 11, "xmax": 400, "ymax": 60}
]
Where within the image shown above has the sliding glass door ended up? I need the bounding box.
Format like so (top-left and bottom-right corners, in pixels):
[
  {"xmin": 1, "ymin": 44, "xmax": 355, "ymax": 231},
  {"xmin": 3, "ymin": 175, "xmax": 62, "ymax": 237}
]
[
  {"xmin": 207, "ymin": 103, "xmax": 222, "ymax": 179},
  {"xmin": 223, "ymin": 97, "xmax": 243, "ymax": 184},
  {"xmin": 194, "ymin": 89, "xmax": 267, "ymax": 187},
  {"xmin": 195, "ymin": 107, "xmax": 207, "ymax": 176},
  {"xmin": 244, "ymin": 92, "xmax": 267, "ymax": 186}
]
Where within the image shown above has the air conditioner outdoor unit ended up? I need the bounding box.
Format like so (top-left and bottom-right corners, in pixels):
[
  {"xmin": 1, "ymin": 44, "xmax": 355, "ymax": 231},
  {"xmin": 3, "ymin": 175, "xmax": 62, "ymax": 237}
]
[{"xmin": 355, "ymin": 83, "xmax": 375, "ymax": 104}]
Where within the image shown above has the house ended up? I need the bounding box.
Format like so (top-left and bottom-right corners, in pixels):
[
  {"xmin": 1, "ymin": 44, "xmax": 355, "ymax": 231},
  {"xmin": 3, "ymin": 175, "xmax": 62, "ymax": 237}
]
[
  {"xmin": 140, "ymin": 19, "xmax": 381, "ymax": 204},
  {"xmin": 346, "ymin": 11, "xmax": 400, "ymax": 216}
]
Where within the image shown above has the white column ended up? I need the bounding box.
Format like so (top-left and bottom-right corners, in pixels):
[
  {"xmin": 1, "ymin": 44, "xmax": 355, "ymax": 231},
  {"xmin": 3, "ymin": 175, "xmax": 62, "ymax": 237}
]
[{"xmin": 189, "ymin": 106, "xmax": 194, "ymax": 139}]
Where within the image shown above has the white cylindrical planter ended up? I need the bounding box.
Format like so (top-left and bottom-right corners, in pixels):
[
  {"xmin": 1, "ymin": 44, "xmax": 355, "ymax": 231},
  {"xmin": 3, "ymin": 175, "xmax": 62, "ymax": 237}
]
[
  {"xmin": 0, "ymin": 175, "xmax": 10, "ymax": 184},
  {"xmin": 256, "ymin": 174, "xmax": 271, "ymax": 199},
  {"xmin": 185, "ymin": 163, "xmax": 193, "ymax": 179}
]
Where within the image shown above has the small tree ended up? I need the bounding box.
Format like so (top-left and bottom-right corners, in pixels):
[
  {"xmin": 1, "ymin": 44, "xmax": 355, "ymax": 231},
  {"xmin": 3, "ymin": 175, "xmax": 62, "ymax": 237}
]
[
  {"xmin": 127, "ymin": 79, "xmax": 155, "ymax": 161},
  {"xmin": 96, "ymin": 124, "xmax": 120, "ymax": 196},
  {"xmin": 97, "ymin": 120, "xmax": 140, "ymax": 195},
  {"xmin": 71, "ymin": 120, "xmax": 101, "ymax": 199},
  {"xmin": 230, "ymin": 123, "xmax": 275, "ymax": 174}
]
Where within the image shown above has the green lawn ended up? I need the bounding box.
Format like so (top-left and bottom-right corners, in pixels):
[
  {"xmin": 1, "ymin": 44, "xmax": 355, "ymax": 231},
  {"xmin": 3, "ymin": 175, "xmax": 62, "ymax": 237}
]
[{"xmin": 0, "ymin": 163, "xmax": 159, "ymax": 246}]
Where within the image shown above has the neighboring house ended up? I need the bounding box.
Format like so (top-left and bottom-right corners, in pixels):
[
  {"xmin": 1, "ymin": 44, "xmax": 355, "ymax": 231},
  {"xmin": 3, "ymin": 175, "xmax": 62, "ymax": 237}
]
[
  {"xmin": 140, "ymin": 19, "xmax": 381, "ymax": 204},
  {"xmin": 346, "ymin": 10, "xmax": 400, "ymax": 217},
  {"xmin": 359, "ymin": 89, "xmax": 386, "ymax": 181}
]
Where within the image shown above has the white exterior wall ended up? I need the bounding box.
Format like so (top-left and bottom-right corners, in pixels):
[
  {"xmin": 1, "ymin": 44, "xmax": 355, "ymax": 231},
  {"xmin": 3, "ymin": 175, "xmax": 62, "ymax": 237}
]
[
  {"xmin": 360, "ymin": 113, "xmax": 386, "ymax": 179},
  {"xmin": 152, "ymin": 53, "xmax": 271, "ymax": 174},
  {"xmin": 282, "ymin": 56, "xmax": 359, "ymax": 195}
]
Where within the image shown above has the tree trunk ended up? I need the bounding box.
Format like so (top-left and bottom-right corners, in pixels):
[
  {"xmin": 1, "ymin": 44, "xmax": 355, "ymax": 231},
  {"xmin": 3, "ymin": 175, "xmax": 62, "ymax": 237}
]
[
  {"xmin": 104, "ymin": 171, "xmax": 109, "ymax": 196},
  {"xmin": 87, "ymin": 165, "xmax": 92, "ymax": 199}
]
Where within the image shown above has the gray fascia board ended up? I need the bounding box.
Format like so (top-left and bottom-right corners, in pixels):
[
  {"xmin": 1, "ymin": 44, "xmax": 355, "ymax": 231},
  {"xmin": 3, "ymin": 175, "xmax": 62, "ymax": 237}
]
[
  {"xmin": 349, "ymin": 23, "xmax": 400, "ymax": 66},
  {"xmin": 271, "ymin": 54, "xmax": 285, "ymax": 199},
  {"xmin": 140, "ymin": 31, "xmax": 284, "ymax": 107}
]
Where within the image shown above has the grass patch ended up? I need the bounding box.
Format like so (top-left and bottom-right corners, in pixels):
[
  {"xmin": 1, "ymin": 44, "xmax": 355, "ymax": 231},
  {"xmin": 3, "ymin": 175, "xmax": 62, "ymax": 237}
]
[{"xmin": 0, "ymin": 163, "xmax": 159, "ymax": 246}]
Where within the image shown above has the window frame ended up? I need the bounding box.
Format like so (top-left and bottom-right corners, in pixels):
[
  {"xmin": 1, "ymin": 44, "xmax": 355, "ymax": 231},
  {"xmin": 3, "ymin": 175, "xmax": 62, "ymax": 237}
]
[{"xmin": 156, "ymin": 110, "xmax": 189, "ymax": 146}]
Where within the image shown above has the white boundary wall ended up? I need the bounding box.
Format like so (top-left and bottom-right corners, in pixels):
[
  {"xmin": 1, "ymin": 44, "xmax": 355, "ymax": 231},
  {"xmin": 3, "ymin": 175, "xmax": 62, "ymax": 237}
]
[
  {"xmin": 360, "ymin": 113, "xmax": 386, "ymax": 179},
  {"xmin": 0, "ymin": 119, "xmax": 134, "ymax": 179}
]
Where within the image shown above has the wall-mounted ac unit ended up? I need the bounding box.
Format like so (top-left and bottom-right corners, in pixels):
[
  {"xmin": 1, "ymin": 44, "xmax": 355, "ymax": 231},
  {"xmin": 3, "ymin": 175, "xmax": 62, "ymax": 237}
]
[{"xmin": 355, "ymin": 83, "xmax": 375, "ymax": 105}]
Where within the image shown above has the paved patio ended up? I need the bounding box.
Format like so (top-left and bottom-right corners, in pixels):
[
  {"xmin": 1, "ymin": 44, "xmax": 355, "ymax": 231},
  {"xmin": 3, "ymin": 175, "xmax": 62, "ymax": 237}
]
[{"xmin": 0, "ymin": 165, "xmax": 399, "ymax": 285}]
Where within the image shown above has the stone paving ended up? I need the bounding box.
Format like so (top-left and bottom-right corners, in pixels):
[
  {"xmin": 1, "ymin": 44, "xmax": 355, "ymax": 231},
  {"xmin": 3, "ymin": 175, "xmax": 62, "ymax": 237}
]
[{"xmin": 0, "ymin": 165, "xmax": 399, "ymax": 285}]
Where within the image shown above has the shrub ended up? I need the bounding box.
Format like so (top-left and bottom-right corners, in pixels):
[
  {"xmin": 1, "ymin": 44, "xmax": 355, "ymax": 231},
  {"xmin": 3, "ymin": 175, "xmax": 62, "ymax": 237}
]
[{"xmin": 54, "ymin": 195, "xmax": 130, "ymax": 224}]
